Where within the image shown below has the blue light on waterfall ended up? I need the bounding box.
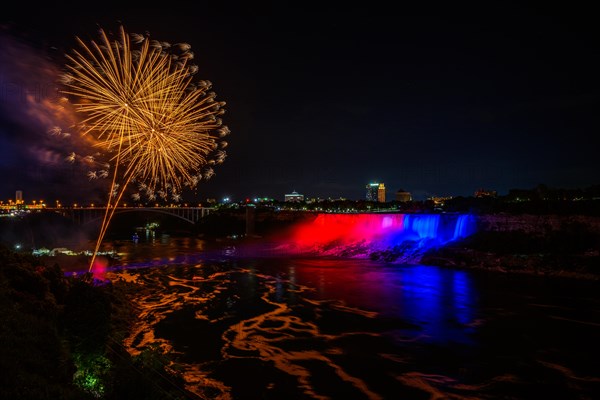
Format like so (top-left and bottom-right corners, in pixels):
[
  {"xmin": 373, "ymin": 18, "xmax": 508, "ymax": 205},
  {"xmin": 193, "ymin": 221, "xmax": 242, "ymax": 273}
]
[
  {"xmin": 453, "ymin": 214, "xmax": 475, "ymax": 240},
  {"xmin": 404, "ymin": 214, "xmax": 440, "ymax": 239}
]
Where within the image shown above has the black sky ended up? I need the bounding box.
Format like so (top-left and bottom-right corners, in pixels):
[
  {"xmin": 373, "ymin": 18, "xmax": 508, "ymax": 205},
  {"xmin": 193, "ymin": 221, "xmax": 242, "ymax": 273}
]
[{"xmin": 1, "ymin": 2, "xmax": 598, "ymax": 202}]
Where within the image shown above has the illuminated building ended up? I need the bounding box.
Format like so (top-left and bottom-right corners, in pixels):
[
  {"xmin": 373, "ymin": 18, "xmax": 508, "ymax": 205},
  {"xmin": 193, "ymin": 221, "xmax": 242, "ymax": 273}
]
[
  {"xmin": 285, "ymin": 191, "xmax": 304, "ymax": 202},
  {"xmin": 395, "ymin": 189, "xmax": 412, "ymax": 202},
  {"xmin": 428, "ymin": 196, "xmax": 454, "ymax": 207},
  {"xmin": 377, "ymin": 183, "xmax": 386, "ymax": 202},
  {"xmin": 366, "ymin": 183, "xmax": 378, "ymax": 201},
  {"xmin": 474, "ymin": 188, "xmax": 497, "ymax": 198},
  {"xmin": 15, "ymin": 190, "xmax": 23, "ymax": 204},
  {"xmin": 366, "ymin": 182, "xmax": 386, "ymax": 202}
]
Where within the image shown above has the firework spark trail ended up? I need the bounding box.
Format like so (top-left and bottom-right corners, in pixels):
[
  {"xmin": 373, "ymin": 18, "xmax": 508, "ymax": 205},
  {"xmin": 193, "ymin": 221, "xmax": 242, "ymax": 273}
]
[{"xmin": 61, "ymin": 26, "xmax": 229, "ymax": 272}]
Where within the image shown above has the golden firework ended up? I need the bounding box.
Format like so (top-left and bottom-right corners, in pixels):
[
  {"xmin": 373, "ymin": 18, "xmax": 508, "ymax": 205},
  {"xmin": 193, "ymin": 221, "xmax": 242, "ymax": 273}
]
[{"xmin": 62, "ymin": 26, "xmax": 229, "ymax": 272}]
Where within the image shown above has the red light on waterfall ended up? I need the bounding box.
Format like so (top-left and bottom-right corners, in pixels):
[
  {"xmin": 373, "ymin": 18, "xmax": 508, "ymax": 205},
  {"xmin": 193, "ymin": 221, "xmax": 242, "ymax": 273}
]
[
  {"xmin": 278, "ymin": 213, "xmax": 474, "ymax": 259},
  {"xmin": 291, "ymin": 214, "xmax": 406, "ymax": 248}
]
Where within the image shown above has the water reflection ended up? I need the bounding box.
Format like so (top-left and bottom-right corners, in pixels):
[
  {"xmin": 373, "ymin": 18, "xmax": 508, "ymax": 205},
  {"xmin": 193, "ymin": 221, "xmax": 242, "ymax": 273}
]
[
  {"xmin": 255, "ymin": 260, "xmax": 477, "ymax": 346},
  {"xmin": 396, "ymin": 266, "xmax": 476, "ymax": 344},
  {"xmin": 99, "ymin": 238, "xmax": 599, "ymax": 400}
]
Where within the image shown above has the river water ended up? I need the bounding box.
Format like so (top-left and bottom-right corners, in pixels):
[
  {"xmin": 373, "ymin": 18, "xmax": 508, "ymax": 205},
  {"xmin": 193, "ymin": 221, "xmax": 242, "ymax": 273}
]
[{"xmin": 86, "ymin": 236, "xmax": 600, "ymax": 399}]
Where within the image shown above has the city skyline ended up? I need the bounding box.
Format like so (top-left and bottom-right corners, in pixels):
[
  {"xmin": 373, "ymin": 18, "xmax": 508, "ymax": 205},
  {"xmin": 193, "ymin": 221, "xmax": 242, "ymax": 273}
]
[
  {"xmin": 1, "ymin": 3, "xmax": 598, "ymax": 203},
  {"xmin": 4, "ymin": 180, "xmax": 599, "ymax": 206}
]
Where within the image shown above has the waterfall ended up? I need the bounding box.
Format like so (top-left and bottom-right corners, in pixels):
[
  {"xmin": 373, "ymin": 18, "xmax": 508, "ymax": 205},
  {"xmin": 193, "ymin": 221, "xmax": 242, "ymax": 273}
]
[{"xmin": 286, "ymin": 213, "xmax": 476, "ymax": 262}]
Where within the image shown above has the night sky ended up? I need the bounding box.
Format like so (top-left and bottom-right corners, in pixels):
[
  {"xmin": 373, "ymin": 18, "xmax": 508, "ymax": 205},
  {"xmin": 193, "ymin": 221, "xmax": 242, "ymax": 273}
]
[{"xmin": 1, "ymin": 3, "xmax": 598, "ymax": 202}]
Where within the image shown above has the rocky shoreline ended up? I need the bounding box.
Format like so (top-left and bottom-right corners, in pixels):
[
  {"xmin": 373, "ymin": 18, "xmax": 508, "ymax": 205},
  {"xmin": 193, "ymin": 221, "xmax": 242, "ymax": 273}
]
[
  {"xmin": 420, "ymin": 246, "xmax": 600, "ymax": 280},
  {"xmin": 409, "ymin": 213, "xmax": 600, "ymax": 280}
]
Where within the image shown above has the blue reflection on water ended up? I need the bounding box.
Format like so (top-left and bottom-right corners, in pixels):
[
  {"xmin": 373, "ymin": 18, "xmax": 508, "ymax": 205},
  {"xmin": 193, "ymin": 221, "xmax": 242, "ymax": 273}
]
[
  {"xmin": 277, "ymin": 259, "xmax": 478, "ymax": 346},
  {"xmin": 397, "ymin": 265, "xmax": 476, "ymax": 344}
]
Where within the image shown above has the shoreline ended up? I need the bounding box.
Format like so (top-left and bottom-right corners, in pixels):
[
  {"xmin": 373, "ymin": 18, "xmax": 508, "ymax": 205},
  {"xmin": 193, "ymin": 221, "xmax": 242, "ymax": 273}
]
[{"xmin": 420, "ymin": 248, "xmax": 600, "ymax": 281}]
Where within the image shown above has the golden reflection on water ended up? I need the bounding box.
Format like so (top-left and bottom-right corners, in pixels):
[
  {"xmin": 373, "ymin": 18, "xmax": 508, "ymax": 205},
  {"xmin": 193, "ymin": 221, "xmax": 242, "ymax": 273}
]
[
  {"xmin": 221, "ymin": 271, "xmax": 382, "ymax": 400},
  {"xmin": 110, "ymin": 265, "xmax": 235, "ymax": 399},
  {"xmin": 108, "ymin": 264, "xmax": 390, "ymax": 400}
]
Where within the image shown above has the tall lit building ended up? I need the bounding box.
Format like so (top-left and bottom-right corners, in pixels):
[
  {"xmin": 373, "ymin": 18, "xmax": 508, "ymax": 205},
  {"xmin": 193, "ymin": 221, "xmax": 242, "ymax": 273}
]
[
  {"xmin": 377, "ymin": 183, "xmax": 386, "ymax": 202},
  {"xmin": 366, "ymin": 182, "xmax": 386, "ymax": 202},
  {"xmin": 15, "ymin": 190, "xmax": 23, "ymax": 204},
  {"xmin": 366, "ymin": 183, "xmax": 378, "ymax": 201}
]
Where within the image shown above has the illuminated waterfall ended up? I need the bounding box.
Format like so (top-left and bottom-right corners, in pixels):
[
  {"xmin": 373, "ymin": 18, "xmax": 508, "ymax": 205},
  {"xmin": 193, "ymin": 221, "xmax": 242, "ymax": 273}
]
[{"xmin": 285, "ymin": 213, "xmax": 476, "ymax": 262}]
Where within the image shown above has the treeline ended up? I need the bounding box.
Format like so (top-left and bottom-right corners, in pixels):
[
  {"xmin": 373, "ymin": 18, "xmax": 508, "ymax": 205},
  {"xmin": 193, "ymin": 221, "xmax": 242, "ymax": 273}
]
[
  {"xmin": 460, "ymin": 221, "xmax": 600, "ymax": 256},
  {"xmin": 0, "ymin": 246, "xmax": 194, "ymax": 399},
  {"xmin": 441, "ymin": 196, "xmax": 600, "ymax": 215},
  {"xmin": 441, "ymin": 184, "xmax": 600, "ymax": 215},
  {"xmin": 210, "ymin": 184, "xmax": 600, "ymax": 217}
]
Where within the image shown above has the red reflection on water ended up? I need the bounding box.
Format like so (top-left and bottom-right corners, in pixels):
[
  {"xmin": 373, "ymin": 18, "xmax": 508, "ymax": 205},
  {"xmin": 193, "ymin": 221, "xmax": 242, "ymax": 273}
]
[{"xmin": 91, "ymin": 256, "xmax": 109, "ymax": 281}]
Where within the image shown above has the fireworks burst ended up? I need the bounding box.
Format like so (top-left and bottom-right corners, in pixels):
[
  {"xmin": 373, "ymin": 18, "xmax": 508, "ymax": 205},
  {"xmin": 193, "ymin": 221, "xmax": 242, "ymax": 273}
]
[{"xmin": 61, "ymin": 25, "xmax": 230, "ymax": 272}]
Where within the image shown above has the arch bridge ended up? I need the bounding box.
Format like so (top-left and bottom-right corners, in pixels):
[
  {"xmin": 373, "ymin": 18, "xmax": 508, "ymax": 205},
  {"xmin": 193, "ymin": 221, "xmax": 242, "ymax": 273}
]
[{"xmin": 47, "ymin": 206, "xmax": 214, "ymax": 225}]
